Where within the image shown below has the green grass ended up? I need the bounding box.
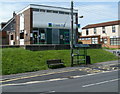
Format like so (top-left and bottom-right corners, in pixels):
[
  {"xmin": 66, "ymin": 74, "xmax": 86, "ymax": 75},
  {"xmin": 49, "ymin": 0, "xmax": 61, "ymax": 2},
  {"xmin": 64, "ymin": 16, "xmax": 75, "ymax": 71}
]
[{"xmin": 2, "ymin": 48, "xmax": 118, "ymax": 75}]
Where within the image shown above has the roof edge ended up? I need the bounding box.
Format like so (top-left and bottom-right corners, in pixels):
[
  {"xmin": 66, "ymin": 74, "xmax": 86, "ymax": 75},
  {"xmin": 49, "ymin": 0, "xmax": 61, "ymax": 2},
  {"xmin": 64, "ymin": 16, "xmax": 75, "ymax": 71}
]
[{"xmin": 82, "ymin": 20, "xmax": 120, "ymax": 29}]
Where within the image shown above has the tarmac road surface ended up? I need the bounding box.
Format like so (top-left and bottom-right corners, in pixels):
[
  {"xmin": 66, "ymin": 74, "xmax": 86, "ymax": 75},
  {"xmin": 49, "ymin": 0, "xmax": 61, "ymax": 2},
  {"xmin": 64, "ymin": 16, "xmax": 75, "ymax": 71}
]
[{"xmin": 2, "ymin": 70, "xmax": 119, "ymax": 93}]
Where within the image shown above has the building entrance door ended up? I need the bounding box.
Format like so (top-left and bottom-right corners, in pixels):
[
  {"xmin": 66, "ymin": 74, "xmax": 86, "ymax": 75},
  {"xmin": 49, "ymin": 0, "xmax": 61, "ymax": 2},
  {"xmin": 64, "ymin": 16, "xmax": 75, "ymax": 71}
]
[
  {"xmin": 64, "ymin": 31, "xmax": 69, "ymax": 44},
  {"xmin": 39, "ymin": 29, "xmax": 46, "ymax": 44},
  {"xmin": 33, "ymin": 31, "xmax": 38, "ymax": 44},
  {"xmin": 60, "ymin": 29, "xmax": 70, "ymax": 44}
]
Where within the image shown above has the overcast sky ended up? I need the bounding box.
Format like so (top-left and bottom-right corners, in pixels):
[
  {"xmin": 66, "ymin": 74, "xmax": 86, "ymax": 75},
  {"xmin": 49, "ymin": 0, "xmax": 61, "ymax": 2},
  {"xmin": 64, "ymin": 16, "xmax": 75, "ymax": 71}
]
[{"xmin": 0, "ymin": 0, "xmax": 119, "ymax": 30}]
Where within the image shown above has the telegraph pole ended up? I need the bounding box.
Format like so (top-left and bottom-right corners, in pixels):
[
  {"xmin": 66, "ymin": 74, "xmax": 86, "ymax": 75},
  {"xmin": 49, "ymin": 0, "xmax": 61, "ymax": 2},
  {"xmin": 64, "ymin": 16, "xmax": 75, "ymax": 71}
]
[{"xmin": 71, "ymin": 1, "xmax": 74, "ymax": 67}]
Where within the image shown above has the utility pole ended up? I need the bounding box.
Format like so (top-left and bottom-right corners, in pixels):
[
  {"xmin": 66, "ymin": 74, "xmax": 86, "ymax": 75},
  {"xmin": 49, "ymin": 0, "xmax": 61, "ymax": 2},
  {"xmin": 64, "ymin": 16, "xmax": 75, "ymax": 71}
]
[{"xmin": 70, "ymin": 1, "xmax": 74, "ymax": 67}]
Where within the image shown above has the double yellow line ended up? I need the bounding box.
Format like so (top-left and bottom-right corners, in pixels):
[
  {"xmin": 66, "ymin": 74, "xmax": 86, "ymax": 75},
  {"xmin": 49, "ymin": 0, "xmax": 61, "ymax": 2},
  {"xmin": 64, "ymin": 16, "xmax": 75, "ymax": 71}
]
[{"xmin": 1, "ymin": 69, "xmax": 79, "ymax": 83}]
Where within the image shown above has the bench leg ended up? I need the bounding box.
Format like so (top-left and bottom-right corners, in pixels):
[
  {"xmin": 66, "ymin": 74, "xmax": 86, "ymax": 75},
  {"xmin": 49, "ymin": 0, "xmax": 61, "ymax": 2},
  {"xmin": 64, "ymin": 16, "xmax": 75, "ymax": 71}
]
[{"xmin": 48, "ymin": 65, "xmax": 50, "ymax": 68}]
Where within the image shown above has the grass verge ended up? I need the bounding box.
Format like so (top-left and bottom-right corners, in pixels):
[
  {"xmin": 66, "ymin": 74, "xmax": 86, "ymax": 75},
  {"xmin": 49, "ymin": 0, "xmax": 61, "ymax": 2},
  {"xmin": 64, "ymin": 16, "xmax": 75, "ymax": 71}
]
[{"xmin": 2, "ymin": 48, "xmax": 118, "ymax": 75}]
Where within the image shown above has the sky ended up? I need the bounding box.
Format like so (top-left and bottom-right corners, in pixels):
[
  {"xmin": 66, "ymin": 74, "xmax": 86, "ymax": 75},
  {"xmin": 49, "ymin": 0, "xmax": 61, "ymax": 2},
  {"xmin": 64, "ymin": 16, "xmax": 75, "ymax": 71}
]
[{"xmin": 0, "ymin": 0, "xmax": 119, "ymax": 31}]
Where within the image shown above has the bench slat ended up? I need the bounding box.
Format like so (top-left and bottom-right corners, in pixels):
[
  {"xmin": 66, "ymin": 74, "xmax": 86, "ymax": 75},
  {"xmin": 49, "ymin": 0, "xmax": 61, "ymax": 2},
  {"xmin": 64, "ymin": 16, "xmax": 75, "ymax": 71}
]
[{"xmin": 46, "ymin": 59, "xmax": 64, "ymax": 68}]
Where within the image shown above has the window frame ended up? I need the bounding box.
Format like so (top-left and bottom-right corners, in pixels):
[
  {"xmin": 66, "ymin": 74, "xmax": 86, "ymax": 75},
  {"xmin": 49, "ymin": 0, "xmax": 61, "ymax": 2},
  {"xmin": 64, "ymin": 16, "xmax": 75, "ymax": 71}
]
[
  {"xmin": 112, "ymin": 25, "xmax": 116, "ymax": 33},
  {"xmin": 110, "ymin": 38, "xmax": 120, "ymax": 45},
  {"xmin": 102, "ymin": 26, "xmax": 106, "ymax": 33},
  {"xmin": 94, "ymin": 28, "xmax": 96, "ymax": 34},
  {"xmin": 86, "ymin": 29, "xmax": 89, "ymax": 35}
]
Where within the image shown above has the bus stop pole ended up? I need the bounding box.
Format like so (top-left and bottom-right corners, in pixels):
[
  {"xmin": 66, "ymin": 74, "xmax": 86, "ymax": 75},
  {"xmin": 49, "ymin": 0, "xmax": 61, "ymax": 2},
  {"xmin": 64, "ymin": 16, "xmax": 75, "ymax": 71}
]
[{"xmin": 71, "ymin": 1, "xmax": 74, "ymax": 67}]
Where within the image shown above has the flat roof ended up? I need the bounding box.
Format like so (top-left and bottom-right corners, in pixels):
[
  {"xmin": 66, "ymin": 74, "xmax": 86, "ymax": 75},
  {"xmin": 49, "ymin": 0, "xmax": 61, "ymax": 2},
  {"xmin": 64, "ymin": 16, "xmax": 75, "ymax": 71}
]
[
  {"xmin": 17, "ymin": 4, "xmax": 78, "ymax": 14},
  {"xmin": 82, "ymin": 20, "xmax": 120, "ymax": 29}
]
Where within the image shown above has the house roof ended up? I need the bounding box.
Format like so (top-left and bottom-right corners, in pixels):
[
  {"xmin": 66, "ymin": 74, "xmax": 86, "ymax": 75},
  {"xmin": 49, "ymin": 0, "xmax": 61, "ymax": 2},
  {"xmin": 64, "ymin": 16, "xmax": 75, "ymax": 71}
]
[
  {"xmin": 1, "ymin": 17, "xmax": 15, "ymax": 31},
  {"xmin": 82, "ymin": 20, "xmax": 120, "ymax": 29}
]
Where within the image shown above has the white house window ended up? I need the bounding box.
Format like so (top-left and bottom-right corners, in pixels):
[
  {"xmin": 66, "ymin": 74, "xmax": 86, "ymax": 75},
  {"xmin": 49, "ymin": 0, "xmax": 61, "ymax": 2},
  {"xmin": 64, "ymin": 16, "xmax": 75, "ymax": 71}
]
[
  {"xmin": 110, "ymin": 38, "xmax": 120, "ymax": 45},
  {"xmin": 104, "ymin": 38, "xmax": 107, "ymax": 44},
  {"xmin": 112, "ymin": 25, "xmax": 116, "ymax": 33},
  {"xmin": 94, "ymin": 28, "xmax": 96, "ymax": 34},
  {"xmin": 91, "ymin": 37, "xmax": 98, "ymax": 44},
  {"xmin": 102, "ymin": 26, "xmax": 105, "ymax": 33},
  {"xmin": 86, "ymin": 29, "xmax": 89, "ymax": 35}
]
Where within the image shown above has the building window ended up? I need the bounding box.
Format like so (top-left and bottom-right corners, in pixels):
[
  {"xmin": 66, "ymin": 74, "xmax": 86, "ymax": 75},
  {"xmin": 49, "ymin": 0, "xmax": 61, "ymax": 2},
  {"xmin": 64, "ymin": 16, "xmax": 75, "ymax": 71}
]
[
  {"xmin": 94, "ymin": 28, "xmax": 96, "ymax": 34},
  {"xmin": 110, "ymin": 38, "xmax": 120, "ymax": 45},
  {"xmin": 86, "ymin": 29, "xmax": 89, "ymax": 35},
  {"xmin": 104, "ymin": 38, "xmax": 107, "ymax": 44},
  {"xmin": 11, "ymin": 24, "xmax": 13, "ymax": 30},
  {"xmin": 47, "ymin": 10, "xmax": 52, "ymax": 13},
  {"xmin": 53, "ymin": 11, "xmax": 58, "ymax": 13},
  {"xmin": 91, "ymin": 37, "xmax": 98, "ymax": 44},
  {"xmin": 59, "ymin": 11, "xmax": 64, "ymax": 14},
  {"xmin": 11, "ymin": 35, "xmax": 13, "ymax": 40},
  {"xmin": 64, "ymin": 12, "xmax": 70, "ymax": 15},
  {"xmin": 20, "ymin": 32, "xmax": 24, "ymax": 39},
  {"xmin": 40, "ymin": 9, "xmax": 45, "ymax": 12},
  {"xmin": 112, "ymin": 25, "xmax": 115, "ymax": 33},
  {"xmin": 101, "ymin": 38, "xmax": 107, "ymax": 44},
  {"xmin": 102, "ymin": 27, "xmax": 105, "ymax": 33},
  {"xmin": 33, "ymin": 8, "xmax": 39, "ymax": 12}
]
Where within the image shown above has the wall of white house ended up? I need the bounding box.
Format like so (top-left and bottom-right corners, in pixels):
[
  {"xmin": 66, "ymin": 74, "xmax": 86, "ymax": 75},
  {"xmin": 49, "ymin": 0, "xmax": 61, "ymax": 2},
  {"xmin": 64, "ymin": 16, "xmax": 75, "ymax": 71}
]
[{"xmin": 82, "ymin": 25, "xmax": 119, "ymax": 38}]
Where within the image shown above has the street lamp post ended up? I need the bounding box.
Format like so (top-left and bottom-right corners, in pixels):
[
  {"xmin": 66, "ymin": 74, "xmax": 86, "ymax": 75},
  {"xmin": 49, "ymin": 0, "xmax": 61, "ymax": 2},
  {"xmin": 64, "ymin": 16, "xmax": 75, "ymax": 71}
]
[{"xmin": 71, "ymin": 1, "xmax": 74, "ymax": 67}]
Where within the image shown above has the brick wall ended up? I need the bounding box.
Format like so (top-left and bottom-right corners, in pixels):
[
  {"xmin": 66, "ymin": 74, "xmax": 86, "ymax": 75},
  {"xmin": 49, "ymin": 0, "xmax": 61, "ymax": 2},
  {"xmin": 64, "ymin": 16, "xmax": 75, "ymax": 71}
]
[
  {"xmin": 102, "ymin": 37, "xmax": 120, "ymax": 48},
  {"xmin": 80, "ymin": 40, "xmax": 91, "ymax": 44},
  {"xmin": 23, "ymin": 8, "xmax": 32, "ymax": 45},
  {"xmin": 15, "ymin": 14, "xmax": 20, "ymax": 45},
  {"xmin": 14, "ymin": 8, "xmax": 32, "ymax": 45}
]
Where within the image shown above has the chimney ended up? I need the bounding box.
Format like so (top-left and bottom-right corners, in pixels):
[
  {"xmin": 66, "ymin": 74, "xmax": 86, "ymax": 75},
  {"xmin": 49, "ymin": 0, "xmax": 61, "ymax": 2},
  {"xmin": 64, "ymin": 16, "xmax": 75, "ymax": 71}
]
[{"xmin": 13, "ymin": 11, "xmax": 16, "ymax": 17}]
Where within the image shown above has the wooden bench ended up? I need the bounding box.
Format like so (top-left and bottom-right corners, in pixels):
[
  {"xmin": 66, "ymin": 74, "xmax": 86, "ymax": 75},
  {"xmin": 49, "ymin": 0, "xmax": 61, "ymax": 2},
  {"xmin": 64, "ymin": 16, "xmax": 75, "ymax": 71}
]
[{"xmin": 46, "ymin": 59, "xmax": 64, "ymax": 68}]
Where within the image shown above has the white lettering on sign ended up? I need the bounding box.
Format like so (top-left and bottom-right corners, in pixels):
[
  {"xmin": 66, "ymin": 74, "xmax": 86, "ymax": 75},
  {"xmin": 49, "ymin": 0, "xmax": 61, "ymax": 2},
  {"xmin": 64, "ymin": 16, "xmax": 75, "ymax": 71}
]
[
  {"xmin": 53, "ymin": 24, "xmax": 65, "ymax": 27},
  {"xmin": 48, "ymin": 23, "xmax": 65, "ymax": 28}
]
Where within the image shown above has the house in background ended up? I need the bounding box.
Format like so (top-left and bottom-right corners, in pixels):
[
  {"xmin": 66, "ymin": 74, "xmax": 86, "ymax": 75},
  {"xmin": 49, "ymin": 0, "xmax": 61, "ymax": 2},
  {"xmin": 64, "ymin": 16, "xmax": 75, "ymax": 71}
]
[
  {"xmin": 0, "ymin": 22, "xmax": 10, "ymax": 45},
  {"xmin": 79, "ymin": 20, "xmax": 120, "ymax": 48},
  {"xmin": 1, "ymin": 4, "xmax": 78, "ymax": 45}
]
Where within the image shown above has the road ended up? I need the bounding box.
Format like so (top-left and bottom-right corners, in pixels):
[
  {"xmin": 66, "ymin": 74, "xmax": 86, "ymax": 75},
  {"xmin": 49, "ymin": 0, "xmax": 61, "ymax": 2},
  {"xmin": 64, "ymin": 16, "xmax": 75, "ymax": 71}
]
[{"xmin": 2, "ymin": 69, "xmax": 119, "ymax": 93}]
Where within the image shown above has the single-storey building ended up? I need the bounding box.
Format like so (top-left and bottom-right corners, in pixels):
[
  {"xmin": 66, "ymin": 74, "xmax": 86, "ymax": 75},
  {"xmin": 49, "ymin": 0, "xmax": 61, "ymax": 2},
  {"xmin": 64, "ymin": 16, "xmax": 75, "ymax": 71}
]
[
  {"xmin": 80, "ymin": 20, "xmax": 120, "ymax": 48},
  {"xmin": 2, "ymin": 4, "xmax": 78, "ymax": 45}
]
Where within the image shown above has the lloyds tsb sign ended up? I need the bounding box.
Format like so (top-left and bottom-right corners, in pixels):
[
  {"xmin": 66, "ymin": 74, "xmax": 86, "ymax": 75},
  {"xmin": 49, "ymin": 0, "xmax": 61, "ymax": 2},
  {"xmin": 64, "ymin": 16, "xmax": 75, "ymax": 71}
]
[{"xmin": 48, "ymin": 23, "xmax": 65, "ymax": 28}]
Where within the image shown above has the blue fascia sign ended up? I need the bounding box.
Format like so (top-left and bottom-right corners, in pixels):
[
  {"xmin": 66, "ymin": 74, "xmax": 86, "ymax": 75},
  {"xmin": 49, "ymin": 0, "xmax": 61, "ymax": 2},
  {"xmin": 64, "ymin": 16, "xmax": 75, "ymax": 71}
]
[
  {"xmin": 48, "ymin": 23, "xmax": 65, "ymax": 28},
  {"xmin": 77, "ymin": 24, "xmax": 80, "ymax": 28}
]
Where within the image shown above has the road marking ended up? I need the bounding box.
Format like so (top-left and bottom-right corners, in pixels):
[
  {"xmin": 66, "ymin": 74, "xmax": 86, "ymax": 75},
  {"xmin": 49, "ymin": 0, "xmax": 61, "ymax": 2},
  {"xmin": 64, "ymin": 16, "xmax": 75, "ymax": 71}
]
[
  {"xmin": 1, "ymin": 69, "xmax": 78, "ymax": 83},
  {"xmin": 82, "ymin": 78, "xmax": 119, "ymax": 88},
  {"xmin": 73, "ymin": 70, "xmax": 118, "ymax": 78},
  {"xmin": 2, "ymin": 70, "xmax": 118, "ymax": 87},
  {"xmin": 1, "ymin": 68, "xmax": 119, "ymax": 83},
  {"xmin": 2, "ymin": 78, "xmax": 68, "ymax": 87}
]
